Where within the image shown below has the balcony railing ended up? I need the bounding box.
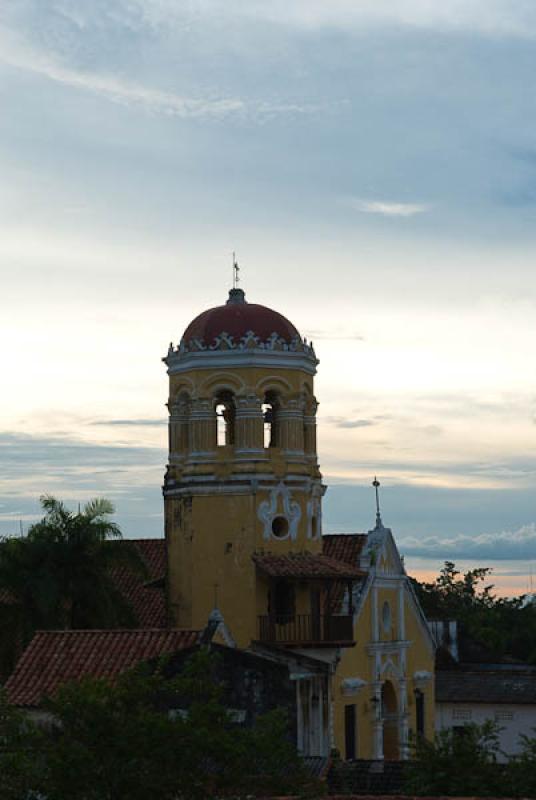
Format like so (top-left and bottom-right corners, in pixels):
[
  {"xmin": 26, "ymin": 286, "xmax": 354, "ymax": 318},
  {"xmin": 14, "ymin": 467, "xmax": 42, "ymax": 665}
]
[{"xmin": 257, "ymin": 614, "xmax": 354, "ymax": 646}]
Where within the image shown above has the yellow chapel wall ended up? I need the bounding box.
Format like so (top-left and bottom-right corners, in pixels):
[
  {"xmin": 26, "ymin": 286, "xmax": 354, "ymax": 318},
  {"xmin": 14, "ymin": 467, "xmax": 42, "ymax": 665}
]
[{"xmin": 331, "ymin": 579, "xmax": 435, "ymax": 758}]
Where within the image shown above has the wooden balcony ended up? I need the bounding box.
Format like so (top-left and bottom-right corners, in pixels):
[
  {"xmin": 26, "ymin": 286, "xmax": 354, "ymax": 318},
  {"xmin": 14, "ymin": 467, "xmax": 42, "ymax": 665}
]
[{"xmin": 257, "ymin": 614, "xmax": 354, "ymax": 647}]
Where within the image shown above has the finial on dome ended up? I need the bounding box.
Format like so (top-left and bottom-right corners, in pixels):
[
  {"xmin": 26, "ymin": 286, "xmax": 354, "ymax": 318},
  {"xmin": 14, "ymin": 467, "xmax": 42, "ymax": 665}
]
[
  {"xmin": 227, "ymin": 252, "xmax": 246, "ymax": 304},
  {"xmin": 232, "ymin": 252, "xmax": 240, "ymax": 289}
]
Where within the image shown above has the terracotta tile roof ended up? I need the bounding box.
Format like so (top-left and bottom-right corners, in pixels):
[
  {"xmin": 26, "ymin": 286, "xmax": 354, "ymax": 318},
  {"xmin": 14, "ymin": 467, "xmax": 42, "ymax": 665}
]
[
  {"xmin": 436, "ymin": 667, "xmax": 536, "ymax": 705},
  {"xmin": 111, "ymin": 538, "xmax": 167, "ymax": 628},
  {"xmin": 252, "ymin": 552, "xmax": 365, "ymax": 580},
  {"xmin": 5, "ymin": 628, "xmax": 200, "ymax": 707},
  {"xmin": 322, "ymin": 534, "xmax": 367, "ymax": 566},
  {"xmin": 130, "ymin": 538, "xmax": 166, "ymax": 580},
  {"xmin": 0, "ymin": 587, "xmax": 16, "ymax": 605}
]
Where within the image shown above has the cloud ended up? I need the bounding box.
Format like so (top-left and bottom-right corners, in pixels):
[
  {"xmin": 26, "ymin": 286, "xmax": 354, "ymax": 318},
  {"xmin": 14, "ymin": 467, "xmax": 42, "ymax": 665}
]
[
  {"xmin": 305, "ymin": 329, "xmax": 365, "ymax": 342},
  {"xmin": 0, "ymin": 432, "xmax": 164, "ymax": 479},
  {"xmin": 0, "ymin": 432, "xmax": 166, "ymax": 537},
  {"xmin": 350, "ymin": 198, "xmax": 430, "ymax": 217},
  {"xmin": 91, "ymin": 419, "xmax": 166, "ymax": 427},
  {"xmin": 0, "ymin": 26, "xmax": 244, "ymax": 118},
  {"xmin": 193, "ymin": 0, "xmax": 536, "ymax": 39},
  {"xmin": 324, "ymin": 416, "xmax": 376, "ymax": 429},
  {"xmin": 400, "ymin": 524, "xmax": 536, "ymax": 560},
  {"xmin": 0, "ymin": 23, "xmax": 324, "ymax": 120}
]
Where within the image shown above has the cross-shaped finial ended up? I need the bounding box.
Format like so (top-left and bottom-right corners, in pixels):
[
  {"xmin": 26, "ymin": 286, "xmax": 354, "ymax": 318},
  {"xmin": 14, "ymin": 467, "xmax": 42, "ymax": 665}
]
[
  {"xmin": 372, "ymin": 476, "xmax": 383, "ymax": 528},
  {"xmin": 232, "ymin": 252, "xmax": 240, "ymax": 289}
]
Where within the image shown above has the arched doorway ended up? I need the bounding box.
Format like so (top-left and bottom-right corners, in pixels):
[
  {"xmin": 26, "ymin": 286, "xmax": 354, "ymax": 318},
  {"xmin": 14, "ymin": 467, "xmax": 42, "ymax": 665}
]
[{"xmin": 381, "ymin": 680, "xmax": 399, "ymax": 760}]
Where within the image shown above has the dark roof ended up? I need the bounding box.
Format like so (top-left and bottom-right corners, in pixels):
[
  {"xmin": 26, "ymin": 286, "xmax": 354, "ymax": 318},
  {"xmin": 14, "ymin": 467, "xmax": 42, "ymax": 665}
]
[
  {"xmin": 322, "ymin": 534, "xmax": 367, "ymax": 566},
  {"xmin": 6, "ymin": 628, "xmax": 200, "ymax": 707},
  {"xmin": 111, "ymin": 538, "xmax": 167, "ymax": 628},
  {"xmin": 182, "ymin": 289, "xmax": 300, "ymax": 346},
  {"xmin": 436, "ymin": 668, "xmax": 536, "ymax": 705},
  {"xmin": 252, "ymin": 552, "xmax": 365, "ymax": 580}
]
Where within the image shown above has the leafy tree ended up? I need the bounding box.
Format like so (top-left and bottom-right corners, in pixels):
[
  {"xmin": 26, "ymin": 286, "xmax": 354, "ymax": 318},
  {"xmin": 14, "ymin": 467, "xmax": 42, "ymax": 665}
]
[
  {"xmin": 404, "ymin": 720, "xmax": 508, "ymax": 797},
  {"xmin": 508, "ymin": 730, "xmax": 536, "ymax": 797},
  {"xmin": 0, "ymin": 651, "xmax": 317, "ymax": 800},
  {"xmin": 412, "ymin": 561, "xmax": 536, "ymax": 663},
  {"xmin": 0, "ymin": 690, "xmax": 45, "ymax": 800},
  {"xmin": 0, "ymin": 496, "xmax": 146, "ymax": 674}
]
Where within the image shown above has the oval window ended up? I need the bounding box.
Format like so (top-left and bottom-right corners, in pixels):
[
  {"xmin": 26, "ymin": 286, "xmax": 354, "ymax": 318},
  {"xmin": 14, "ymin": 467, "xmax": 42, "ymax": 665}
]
[{"xmin": 271, "ymin": 516, "xmax": 289, "ymax": 538}]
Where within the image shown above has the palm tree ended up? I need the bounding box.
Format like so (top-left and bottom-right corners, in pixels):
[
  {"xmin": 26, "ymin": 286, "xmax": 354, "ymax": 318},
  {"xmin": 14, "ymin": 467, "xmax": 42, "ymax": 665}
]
[{"xmin": 0, "ymin": 496, "xmax": 147, "ymax": 670}]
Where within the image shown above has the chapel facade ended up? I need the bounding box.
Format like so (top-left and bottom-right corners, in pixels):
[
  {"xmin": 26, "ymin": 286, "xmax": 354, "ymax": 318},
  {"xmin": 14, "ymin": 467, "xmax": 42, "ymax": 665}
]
[{"xmin": 163, "ymin": 285, "xmax": 435, "ymax": 759}]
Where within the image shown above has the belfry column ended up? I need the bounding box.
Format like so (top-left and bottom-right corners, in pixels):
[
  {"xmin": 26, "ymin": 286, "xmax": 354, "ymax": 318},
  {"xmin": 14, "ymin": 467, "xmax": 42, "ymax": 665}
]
[
  {"xmin": 303, "ymin": 398, "xmax": 318, "ymax": 459},
  {"xmin": 169, "ymin": 397, "xmax": 190, "ymax": 463},
  {"xmin": 235, "ymin": 394, "xmax": 264, "ymax": 456},
  {"xmin": 189, "ymin": 398, "xmax": 216, "ymax": 457},
  {"xmin": 278, "ymin": 397, "xmax": 305, "ymax": 455}
]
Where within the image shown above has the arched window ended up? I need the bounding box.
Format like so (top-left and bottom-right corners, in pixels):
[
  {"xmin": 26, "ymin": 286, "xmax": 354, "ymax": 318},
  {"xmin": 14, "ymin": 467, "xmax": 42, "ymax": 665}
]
[
  {"xmin": 262, "ymin": 391, "xmax": 279, "ymax": 448},
  {"xmin": 382, "ymin": 601, "xmax": 392, "ymax": 633},
  {"xmin": 215, "ymin": 391, "xmax": 235, "ymax": 446}
]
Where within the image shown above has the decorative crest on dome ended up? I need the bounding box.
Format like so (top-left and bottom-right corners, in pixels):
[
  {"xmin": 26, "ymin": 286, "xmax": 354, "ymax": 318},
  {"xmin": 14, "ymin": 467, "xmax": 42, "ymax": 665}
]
[{"xmin": 166, "ymin": 330, "xmax": 316, "ymax": 357}]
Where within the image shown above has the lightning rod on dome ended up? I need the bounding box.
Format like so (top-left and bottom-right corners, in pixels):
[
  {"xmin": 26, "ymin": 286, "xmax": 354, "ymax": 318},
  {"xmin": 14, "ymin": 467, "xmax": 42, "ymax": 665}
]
[
  {"xmin": 232, "ymin": 252, "xmax": 240, "ymax": 289},
  {"xmin": 372, "ymin": 476, "xmax": 383, "ymax": 528}
]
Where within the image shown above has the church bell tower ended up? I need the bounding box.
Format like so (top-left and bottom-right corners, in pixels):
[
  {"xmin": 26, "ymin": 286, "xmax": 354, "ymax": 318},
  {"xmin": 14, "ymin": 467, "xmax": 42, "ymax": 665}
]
[{"xmin": 163, "ymin": 286, "xmax": 323, "ymax": 646}]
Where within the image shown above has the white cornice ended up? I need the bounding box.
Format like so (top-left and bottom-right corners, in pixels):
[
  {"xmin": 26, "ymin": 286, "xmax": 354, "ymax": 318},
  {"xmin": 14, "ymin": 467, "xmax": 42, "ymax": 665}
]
[
  {"xmin": 165, "ymin": 349, "xmax": 318, "ymax": 376},
  {"xmin": 366, "ymin": 640, "xmax": 411, "ymax": 655}
]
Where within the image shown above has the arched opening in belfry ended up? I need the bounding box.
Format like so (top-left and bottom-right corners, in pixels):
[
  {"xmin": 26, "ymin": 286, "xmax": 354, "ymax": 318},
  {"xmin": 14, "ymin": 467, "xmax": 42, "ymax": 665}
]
[
  {"xmin": 215, "ymin": 391, "xmax": 235, "ymax": 446},
  {"xmin": 262, "ymin": 391, "xmax": 280, "ymax": 448}
]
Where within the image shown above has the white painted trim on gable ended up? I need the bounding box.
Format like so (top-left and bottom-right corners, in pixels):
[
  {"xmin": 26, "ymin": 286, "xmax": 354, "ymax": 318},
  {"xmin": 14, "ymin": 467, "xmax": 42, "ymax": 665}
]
[{"xmin": 404, "ymin": 578, "xmax": 436, "ymax": 656}]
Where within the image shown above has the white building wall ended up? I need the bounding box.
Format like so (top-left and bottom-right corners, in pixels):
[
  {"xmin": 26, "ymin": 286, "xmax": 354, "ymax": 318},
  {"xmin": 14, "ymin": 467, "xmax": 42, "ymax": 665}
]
[{"xmin": 436, "ymin": 702, "xmax": 536, "ymax": 762}]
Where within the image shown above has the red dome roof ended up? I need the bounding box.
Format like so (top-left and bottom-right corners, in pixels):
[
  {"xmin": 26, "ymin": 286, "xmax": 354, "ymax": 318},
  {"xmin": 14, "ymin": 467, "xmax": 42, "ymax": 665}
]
[{"xmin": 181, "ymin": 289, "xmax": 301, "ymax": 346}]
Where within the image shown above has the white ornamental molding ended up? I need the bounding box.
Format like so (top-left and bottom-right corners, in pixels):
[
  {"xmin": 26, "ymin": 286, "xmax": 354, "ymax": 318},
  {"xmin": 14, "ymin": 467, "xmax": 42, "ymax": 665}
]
[
  {"xmin": 258, "ymin": 482, "xmax": 301, "ymax": 542},
  {"xmin": 381, "ymin": 657, "xmax": 402, "ymax": 680},
  {"xmin": 413, "ymin": 670, "xmax": 433, "ymax": 690},
  {"xmin": 169, "ymin": 329, "xmax": 316, "ymax": 357},
  {"xmin": 341, "ymin": 677, "xmax": 367, "ymax": 696},
  {"xmin": 306, "ymin": 491, "xmax": 322, "ymax": 540}
]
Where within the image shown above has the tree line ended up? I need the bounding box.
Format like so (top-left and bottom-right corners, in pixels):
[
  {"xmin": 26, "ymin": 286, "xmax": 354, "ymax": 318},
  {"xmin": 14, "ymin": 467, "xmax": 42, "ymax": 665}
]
[{"xmin": 411, "ymin": 561, "xmax": 536, "ymax": 664}]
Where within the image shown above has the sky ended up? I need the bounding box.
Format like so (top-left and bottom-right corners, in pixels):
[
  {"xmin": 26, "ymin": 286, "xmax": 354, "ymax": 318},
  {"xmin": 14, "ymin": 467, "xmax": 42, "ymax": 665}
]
[{"xmin": 1, "ymin": 0, "xmax": 535, "ymax": 595}]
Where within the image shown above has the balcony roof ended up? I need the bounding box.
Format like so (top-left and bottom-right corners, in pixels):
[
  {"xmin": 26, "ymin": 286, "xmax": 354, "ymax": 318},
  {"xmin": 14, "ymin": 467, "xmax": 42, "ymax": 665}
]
[{"xmin": 252, "ymin": 552, "xmax": 365, "ymax": 580}]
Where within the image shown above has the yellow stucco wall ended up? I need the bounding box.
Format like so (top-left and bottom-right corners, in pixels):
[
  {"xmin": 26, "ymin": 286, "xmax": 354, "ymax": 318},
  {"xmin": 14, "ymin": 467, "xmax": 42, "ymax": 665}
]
[
  {"xmin": 165, "ymin": 361, "xmax": 322, "ymax": 648},
  {"xmin": 332, "ymin": 579, "xmax": 435, "ymax": 758}
]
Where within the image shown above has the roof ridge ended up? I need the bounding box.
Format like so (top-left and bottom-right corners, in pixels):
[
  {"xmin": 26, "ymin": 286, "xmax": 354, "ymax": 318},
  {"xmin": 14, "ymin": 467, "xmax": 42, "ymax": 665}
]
[
  {"xmin": 31, "ymin": 627, "xmax": 199, "ymax": 635},
  {"xmin": 123, "ymin": 537, "xmax": 165, "ymax": 543}
]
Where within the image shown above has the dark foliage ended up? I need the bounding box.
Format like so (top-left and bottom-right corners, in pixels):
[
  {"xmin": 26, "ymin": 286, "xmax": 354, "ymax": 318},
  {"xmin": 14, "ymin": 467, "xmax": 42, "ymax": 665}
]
[
  {"xmin": 404, "ymin": 720, "xmax": 536, "ymax": 797},
  {"xmin": 0, "ymin": 650, "xmax": 319, "ymax": 800},
  {"xmin": 411, "ymin": 561, "xmax": 536, "ymax": 664},
  {"xmin": 0, "ymin": 496, "xmax": 146, "ymax": 676}
]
